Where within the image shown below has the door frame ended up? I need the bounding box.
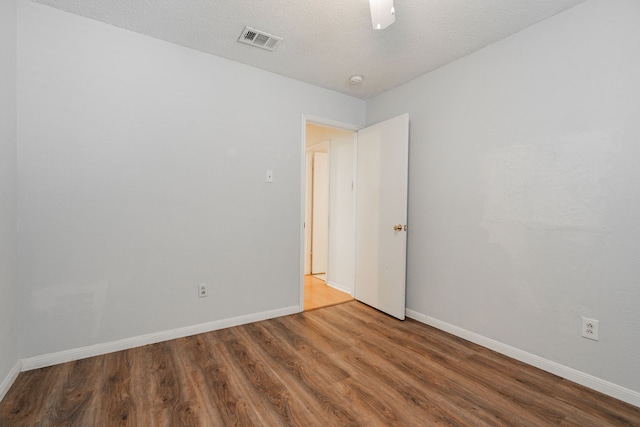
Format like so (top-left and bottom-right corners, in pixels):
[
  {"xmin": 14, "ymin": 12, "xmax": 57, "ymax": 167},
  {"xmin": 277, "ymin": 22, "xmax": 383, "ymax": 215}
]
[{"xmin": 300, "ymin": 114, "xmax": 360, "ymax": 310}]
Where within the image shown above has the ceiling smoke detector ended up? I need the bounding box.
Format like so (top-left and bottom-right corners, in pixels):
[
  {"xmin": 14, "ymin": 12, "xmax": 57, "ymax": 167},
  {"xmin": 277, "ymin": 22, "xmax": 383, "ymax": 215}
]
[
  {"xmin": 238, "ymin": 27, "xmax": 283, "ymax": 51},
  {"xmin": 350, "ymin": 75, "xmax": 364, "ymax": 85}
]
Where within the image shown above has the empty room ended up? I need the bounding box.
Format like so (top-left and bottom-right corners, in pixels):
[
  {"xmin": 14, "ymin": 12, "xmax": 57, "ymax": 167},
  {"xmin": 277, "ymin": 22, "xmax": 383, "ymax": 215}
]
[{"xmin": 1, "ymin": 0, "xmax": 639, "ymax": 425}]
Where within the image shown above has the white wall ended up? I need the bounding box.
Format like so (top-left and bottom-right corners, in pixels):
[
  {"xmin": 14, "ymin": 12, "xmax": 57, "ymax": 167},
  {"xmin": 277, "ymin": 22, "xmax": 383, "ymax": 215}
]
[
  {"xmin": 0, "ymin": 0, "xmax": 20, "ymax": 395},
  {"xmin": 368, "ymin": 0, "xmax": 640, "ymax": 395},
  {"xmin": 17, "ymin": 0, "xmax": 365, "ymax": 359}
]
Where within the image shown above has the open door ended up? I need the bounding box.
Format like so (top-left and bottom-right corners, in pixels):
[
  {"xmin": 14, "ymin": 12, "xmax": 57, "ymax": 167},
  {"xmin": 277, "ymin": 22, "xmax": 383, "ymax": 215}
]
[{"xmin": 355, "ymin": 114, "xmax": 409, "ymax": 320}]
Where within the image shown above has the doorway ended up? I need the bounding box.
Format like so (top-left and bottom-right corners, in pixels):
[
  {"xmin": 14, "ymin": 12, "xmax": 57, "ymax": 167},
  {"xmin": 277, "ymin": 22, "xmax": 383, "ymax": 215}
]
[
  {"xmin": 301, "ymin": 114, "xmax": 410, "ymax": 318},
  {"xmin": 302, "ymin": 121, "xmax": 356, "ymax": 311}
]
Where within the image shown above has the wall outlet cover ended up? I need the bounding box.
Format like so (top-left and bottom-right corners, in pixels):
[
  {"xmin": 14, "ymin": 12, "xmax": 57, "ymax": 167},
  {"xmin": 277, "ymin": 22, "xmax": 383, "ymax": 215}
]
[
  {"xmin": 198, "ymin": 283, "xmax": 208, "ymax": 298},
  {"xmin": 581, "ymin": 317, "xmax": 599, "ymax": 341}
]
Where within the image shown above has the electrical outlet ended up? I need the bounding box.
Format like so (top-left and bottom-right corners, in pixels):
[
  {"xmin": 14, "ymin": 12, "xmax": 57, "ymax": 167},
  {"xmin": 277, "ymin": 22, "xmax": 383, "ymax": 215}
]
[
  {"xmin": 581, "ymin": 317, "xmax": 599, "ymax": 341},
  {"xmin": 198, "ymin": 283, "xmax": 208, "ymax": 298}
]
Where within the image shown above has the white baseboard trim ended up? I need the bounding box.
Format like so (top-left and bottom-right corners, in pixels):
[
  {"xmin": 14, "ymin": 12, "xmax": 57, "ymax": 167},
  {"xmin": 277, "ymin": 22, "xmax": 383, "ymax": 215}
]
[
  {"xmin": 405, "ymin": 309, "xmax": 428, "ymax": 323},
  {"xmin": 327, "ymin": 281, "xmax": 353, "ymax": 296},
  {"xmin": 406, "ymin": 309, "xmax": 640, "ymax": 408},
  {"xmin": 0, "ymin": 360, "xmax": 22, "ymax": 402},
  {"xmin": 21, "ymin": 305, "xmax": 301, "ymax": 372}
]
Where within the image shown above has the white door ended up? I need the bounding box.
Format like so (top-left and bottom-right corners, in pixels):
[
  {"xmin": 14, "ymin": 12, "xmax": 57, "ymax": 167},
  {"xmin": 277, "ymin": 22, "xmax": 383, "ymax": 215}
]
[
  {"xmin": 311, "ymin": 152, "xmax": 329, "ymax": 274},
  {"xmin": 355, "ymin": 114, "xmax": 409, "ymax": 320}
]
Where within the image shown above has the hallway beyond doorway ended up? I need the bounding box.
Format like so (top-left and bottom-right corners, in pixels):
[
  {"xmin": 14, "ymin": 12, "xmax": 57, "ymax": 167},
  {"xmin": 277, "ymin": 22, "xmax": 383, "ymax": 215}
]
[{"xmin": 304, "ymin": 275, "xmax": 353, "ymax": 311}]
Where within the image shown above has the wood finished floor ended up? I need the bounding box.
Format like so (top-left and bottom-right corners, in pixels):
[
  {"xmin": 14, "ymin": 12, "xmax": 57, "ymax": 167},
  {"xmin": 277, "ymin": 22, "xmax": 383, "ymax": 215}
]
[
  {"xmin": 303, "ymin": 274, "xmax": 353, "ymax": 311},
  {"xmin": 2, "ymin": 301, "xmax": 639, "ymax": 426}
]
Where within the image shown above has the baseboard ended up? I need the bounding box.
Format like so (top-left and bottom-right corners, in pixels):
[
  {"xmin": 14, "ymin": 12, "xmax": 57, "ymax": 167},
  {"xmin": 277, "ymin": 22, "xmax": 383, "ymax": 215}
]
[
  {"xmin": 327, "ymin": 281, "xmax": 353, "ymax": 295},
  {"xmin": 406, "ymin": 308, "xmax": 428, "ymax": 323},
  {"xmin": 406, "ymin": 309, "xmax": 640, "ymax": 408},
  {"xmin": 21, "ymin": 305, "xmax": 300, "ymax": 371},
  {"xmin": 0, "ymin": 360, "xmax": 22, "ymax": 402}
]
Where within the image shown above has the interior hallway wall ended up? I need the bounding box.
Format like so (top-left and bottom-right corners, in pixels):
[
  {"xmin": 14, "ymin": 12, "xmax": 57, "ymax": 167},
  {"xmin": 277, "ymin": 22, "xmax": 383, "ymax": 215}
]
[
  {"xmin": 0, "ymin": 0, "xmax": 20, "ymax": 394},
  {"xmin": 17, "ymin": 0, "xmax": 365, "ymax": 359},
  {"xmin": 367, "ymin": 0, "xmax": 640, "ymax": 395}
]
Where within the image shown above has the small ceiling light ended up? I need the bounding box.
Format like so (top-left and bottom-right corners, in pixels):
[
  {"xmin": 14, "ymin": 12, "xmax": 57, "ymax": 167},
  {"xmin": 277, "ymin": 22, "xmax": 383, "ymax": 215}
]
[
  {"xmin": 350, "ymin": 75, "xmax": 364, "ymax": 85},
  {"xmin": 369, "ymin": 0, "xmax": 395, "ymax": 30}
]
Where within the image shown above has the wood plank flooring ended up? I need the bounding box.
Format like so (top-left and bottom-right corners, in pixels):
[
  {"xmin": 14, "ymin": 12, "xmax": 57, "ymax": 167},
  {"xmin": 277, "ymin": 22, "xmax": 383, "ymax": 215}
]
[
  {"xmin": 304, "ymin": 274, "xmax": 353, "ymax": 311},
  {"xmin": 2, "ymin": 301, "xmax": 639, "ymax": 426}
]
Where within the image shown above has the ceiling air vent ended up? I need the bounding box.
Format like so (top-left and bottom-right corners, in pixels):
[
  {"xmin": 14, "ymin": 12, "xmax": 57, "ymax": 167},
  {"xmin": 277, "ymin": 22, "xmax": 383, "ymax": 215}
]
[{"xmin": 238, "ymin": 27, "xmax": 283, "ymax": 52}]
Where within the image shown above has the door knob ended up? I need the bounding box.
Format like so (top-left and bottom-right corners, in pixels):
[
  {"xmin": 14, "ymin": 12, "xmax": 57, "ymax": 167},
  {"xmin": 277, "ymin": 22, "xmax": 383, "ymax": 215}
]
[{"xmin": 393, "ymin": 224, "xmax": 403, "ymax": 231}]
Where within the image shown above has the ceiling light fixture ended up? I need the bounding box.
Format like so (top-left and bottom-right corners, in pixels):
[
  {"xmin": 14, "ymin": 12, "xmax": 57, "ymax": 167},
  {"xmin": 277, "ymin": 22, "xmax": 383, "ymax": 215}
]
[{"xmin": 369, "ymin": 0, "xmax": 395, "ymax": 30}]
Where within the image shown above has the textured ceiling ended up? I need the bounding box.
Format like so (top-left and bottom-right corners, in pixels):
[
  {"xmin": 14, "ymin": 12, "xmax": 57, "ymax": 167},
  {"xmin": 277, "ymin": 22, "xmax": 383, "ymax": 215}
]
[{"xmin": 32, "ymin": 0, "xmax": 586, "ymax": 99}]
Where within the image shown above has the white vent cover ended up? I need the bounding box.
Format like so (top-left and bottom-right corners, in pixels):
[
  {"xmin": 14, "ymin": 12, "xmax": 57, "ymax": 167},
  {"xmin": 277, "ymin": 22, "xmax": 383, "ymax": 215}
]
[{"xmin": 238, "ymin": 27, "xmax": 283, "ymax": 51}]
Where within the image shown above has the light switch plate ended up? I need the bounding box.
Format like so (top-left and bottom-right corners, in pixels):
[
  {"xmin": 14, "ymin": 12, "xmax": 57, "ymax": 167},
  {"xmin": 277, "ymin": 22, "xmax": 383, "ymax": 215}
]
[{"xmin": 266, "ymin": 170, "xmax": 273, "ymax": 183}]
